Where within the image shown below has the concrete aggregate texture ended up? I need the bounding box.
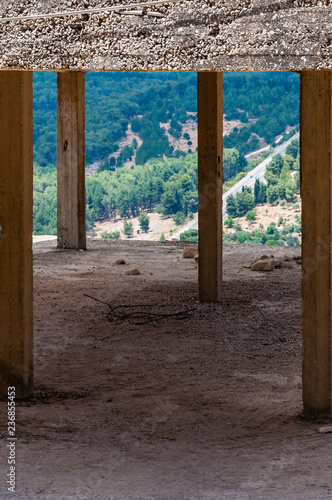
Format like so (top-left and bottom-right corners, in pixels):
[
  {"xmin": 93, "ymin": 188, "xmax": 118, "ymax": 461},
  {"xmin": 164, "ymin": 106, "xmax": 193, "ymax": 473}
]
[{"xmin": 0, "ymin": 0, "xmax": 331, "ymax": 70}]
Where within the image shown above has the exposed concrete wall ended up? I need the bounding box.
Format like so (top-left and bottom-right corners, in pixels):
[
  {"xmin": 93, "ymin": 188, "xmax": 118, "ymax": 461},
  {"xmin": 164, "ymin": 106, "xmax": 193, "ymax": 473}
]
[
  {"xmin": 0, "ymin": 71, "xmax": 33, "ymax": 398},
  {"xmin": 301, "ymin": 70, "xmax": 332, "ymax": 418},
  {"xmin": 0, "ymin": 1, "xmax": 330, "ymax": 71}
]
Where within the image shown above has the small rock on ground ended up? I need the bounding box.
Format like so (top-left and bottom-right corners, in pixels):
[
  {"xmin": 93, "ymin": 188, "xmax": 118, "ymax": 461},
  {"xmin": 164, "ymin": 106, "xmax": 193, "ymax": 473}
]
[
  {"xmin": 244, "ymin": 256, "xmax": 283, "ymax": 271},
  {"xmin": 251, "ymin": 259, "xmax": 275, "ymax": 271},
  {"xmin": 252, "ymin": 254, "xmax": 274, "ymax": 265},
  {"xmin": 183, "ymin": 249, "xmax": 197, "ymax": 259},
  {"xmin": 319, "ymin": 426, "xmax": 332, "ymax": 434},
  {"xmin": 125, "ymin": 269, "xmax": 141, "ymax": 275}
]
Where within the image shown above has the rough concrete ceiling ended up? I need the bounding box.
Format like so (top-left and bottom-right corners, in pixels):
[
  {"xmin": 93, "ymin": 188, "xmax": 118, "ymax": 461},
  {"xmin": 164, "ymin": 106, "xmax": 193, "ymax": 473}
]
[{"xmin": 0, "ymin": 0, "xmax": 331, "ymax": 71}]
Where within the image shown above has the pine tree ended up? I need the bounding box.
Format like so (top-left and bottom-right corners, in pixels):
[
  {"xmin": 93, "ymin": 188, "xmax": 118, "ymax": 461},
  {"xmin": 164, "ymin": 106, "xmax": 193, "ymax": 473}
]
[
  {"xmin": 138, "ymin": 212, "xmax": 150, "ymax": 232},
  {"xmin": 285, "ymin": 139, "xmax": 299, "ymax": 159},
  {"xmin": 235, "ymin": 187, "xmax": 255, "ymax": 217},
  {"xmin": 259, "ymin": 183, "xmax": 267, "ymax": 203},
  {"xmin": 254, "ymin": 178, "xmax": 260, "ymax": 204},
  {"xmin": 269, "ymin": 154, "xmax": 284, "ymax": 176},
  {"xmin": 122, "ymin": 219, "xmax": 134, "ymax": 238},
  {"xmin": 226, "ymin": 194, "xmax": 238, "ymax": 218},
  {"xmin": 267, "ymin": 185, "xmax": 279, "ymax": 205}
]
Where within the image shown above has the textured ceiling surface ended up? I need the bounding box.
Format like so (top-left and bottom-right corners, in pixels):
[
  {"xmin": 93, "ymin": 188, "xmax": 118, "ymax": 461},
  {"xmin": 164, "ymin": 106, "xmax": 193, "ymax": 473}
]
[{"xmin": 0, "ymin": 0, "xmax": 331, "ymax": 71}]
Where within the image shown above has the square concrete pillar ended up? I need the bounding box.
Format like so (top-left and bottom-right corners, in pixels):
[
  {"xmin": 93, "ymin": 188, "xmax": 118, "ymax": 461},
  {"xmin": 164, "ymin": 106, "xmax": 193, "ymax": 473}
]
[
  {"xmin": 197, "ymin": 72, "xmax": 223, "ymax": 302},
  {"xmin": 57, "ymin": 72, "xmax": 86, "ymax": 249},
  {"xmin": 0, "ymin": 72, "xmax": 33, "ymax": 398},
  {"xmin": 301, "ymin": 70, "xmax": 332, "ymax": 418}
]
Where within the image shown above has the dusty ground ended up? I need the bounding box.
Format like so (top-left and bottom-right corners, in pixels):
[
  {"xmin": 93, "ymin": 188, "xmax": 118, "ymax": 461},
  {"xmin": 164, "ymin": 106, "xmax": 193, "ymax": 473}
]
[{"xmin": 1, "ymin": 240, "xmax": 332, "ymax": 500}]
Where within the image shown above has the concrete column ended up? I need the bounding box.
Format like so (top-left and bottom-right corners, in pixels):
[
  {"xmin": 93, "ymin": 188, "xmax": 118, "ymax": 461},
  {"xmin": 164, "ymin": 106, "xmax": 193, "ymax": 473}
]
[
  {"xmin": 57, "ymin": 72, "xmax": 86, "ymax": 249},
  {"xmin": 301, "ymin": 70, "xmax": 332, "ymax": 418},
  {"xmin": 197, "ymin": 72, "xmax": 223, "ymax": 302},
  {"xmin": 0, "ymin": 72, "xmax": 33, "ymax": 398}
]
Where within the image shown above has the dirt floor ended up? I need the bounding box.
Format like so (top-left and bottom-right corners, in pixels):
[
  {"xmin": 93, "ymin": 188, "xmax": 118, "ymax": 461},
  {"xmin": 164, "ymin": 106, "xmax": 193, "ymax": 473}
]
[{"xmin": 1, "ymin": 240, "xmax": 332, "ymax": 500}]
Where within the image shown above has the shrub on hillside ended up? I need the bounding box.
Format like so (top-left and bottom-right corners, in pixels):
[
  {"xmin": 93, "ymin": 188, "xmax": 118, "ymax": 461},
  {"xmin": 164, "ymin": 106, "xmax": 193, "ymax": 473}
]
[
  {"xmin": 180, "ymin": 229, "xmax": 198, "ymax": 242},
  {"xmin": 101, "ymin": 230, "xmax": 120, "ymax": 240}
]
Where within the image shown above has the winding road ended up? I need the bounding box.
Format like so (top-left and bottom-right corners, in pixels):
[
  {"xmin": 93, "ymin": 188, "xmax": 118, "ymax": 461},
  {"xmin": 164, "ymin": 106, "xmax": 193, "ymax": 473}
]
[{"xmin": 171, "ymin": 131, "xmax": 299, "ymax": 240}]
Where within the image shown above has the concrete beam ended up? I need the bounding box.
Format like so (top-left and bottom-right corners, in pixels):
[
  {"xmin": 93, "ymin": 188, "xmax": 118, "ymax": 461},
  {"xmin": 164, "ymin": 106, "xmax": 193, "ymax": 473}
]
[
  {"xmin": 0, "ymin": 72, "xmax": 33, "ymax": 398},
  {"xmin": 57, "ymin": 72, "xmax": 86, "ymax": 249},
  {"xmin": 301, "ymin": 70, "xmax": 332, "ymax": 418},
  {"xmin": 197, "ymin": 72, "xmax": 223, "ymax": 302}
]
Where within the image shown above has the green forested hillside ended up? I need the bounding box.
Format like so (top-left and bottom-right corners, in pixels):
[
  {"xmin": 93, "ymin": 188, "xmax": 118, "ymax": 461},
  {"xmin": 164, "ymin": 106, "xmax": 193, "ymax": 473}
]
[
  {"xmin": 33, "ymin": 71, "xmax": 299, "ymax": 167},
  {"xmin": 33, "ymin": 72, "xmax": 57, "ymax": 167},
  {"xmin": 33, "ymin": 72, "xmax": 197, "ymax": 167},
  {"xmin": 223, "ymin": 72, "xmax": 299, "ymax": 151},
  {"xmin": 32, "ymin": 71, "xmax": 300, "ymax": 234}
]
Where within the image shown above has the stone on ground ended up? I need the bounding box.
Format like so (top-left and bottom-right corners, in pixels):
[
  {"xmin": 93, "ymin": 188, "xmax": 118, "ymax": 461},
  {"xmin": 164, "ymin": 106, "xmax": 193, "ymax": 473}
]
[
  {"xmin": 125, "ymin": 268, "xmax": 141, "ymax": 275},
  {"xmin": 251, "ymin": 259, "xmax": 275, "ymax": 271},
  {"xmin": 183, "ymin": 249, "xmax": 197, "ymax": 258}
]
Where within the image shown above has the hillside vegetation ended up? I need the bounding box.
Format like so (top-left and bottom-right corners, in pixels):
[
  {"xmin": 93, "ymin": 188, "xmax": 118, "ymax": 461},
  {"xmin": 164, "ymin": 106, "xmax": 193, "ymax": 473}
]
[
  {"xmin": 181, "ymin": 138, "xmax": 301, "ymax": 247},
  {"xmin": 33, "ymin": 71, "xmax": 300, "ymax": 235}
]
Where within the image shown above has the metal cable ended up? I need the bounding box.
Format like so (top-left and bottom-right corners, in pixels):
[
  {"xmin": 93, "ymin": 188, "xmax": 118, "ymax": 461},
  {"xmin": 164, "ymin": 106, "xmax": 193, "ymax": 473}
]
[{"xmin": 0, "ymin": 0, "xmax": 178, "ymax": 23}]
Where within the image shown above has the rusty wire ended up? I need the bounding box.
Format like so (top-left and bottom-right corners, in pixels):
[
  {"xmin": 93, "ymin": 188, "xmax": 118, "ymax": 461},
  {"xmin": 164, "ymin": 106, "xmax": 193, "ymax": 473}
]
[
  {"xmin": 0, "ymin": 0, "xmax": 178, "ymax": 23},
  {"xmin": 84, "ymin": 293, "xmax": 195, "ymax": 325}
]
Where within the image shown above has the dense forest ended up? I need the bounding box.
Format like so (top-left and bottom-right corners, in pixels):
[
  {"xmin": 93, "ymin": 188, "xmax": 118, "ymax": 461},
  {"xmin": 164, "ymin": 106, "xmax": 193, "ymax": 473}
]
[
  {"xmin": 32, "ymin": 71, "xmax": 300, "ymax": 234},
  {"xmin": 33, "ymin": 72, "xmax": 197, "ymax": 167},
  {"xmin": 223, "ymin": 73, "xmax": 299, "ymax": 152}
]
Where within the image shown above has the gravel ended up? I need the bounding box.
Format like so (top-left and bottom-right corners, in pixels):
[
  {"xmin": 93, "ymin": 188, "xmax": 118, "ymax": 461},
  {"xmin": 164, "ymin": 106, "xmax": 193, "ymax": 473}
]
[{"xmin": 0, "ymin": 0, "xmax": 330, "ymax": 71}]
